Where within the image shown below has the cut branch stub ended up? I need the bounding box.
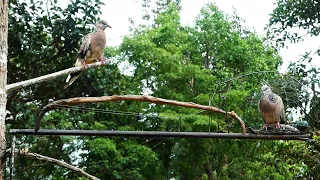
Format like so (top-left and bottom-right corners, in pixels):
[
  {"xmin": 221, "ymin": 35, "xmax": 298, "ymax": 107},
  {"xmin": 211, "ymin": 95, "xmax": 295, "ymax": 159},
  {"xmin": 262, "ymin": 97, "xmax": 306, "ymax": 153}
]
[{"xmin": 35, "ymin": 95, "xmax": 246, "ymax": 134}]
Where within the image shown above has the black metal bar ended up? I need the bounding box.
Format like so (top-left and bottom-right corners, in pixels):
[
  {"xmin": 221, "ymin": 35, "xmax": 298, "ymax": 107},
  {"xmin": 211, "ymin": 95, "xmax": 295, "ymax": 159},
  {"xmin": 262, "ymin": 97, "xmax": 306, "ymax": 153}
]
[
  {"xmin": 10, "ymin": 136, "xmax": 16, "ymax": 180},
  {"xmin": 9, "ymin": 129, "xmax": 310, "ymax": 141},
  {"xmin": 4, "ymin": 154, "xmax": 6, "ymax": 180},
  {"xmin": 218, "ymin": 83, "xmax": 221, "ymax": 133}
]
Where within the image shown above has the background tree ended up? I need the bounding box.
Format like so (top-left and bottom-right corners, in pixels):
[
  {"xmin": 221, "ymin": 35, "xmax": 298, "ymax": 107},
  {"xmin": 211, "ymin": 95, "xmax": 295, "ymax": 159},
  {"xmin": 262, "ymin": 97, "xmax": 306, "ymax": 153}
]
[
  {"xmin": 268, "ymin": 0, "xmax": 320, "ymax": 139},
  {"xmin": 117, "ymin": 2, "xmax": 308, "ymax": 179},
  {"xmin": 267, "ymin": 0, "xmax": 320, "ymax": 178},
  {"xmin": 6, "ymin": 0, "xmax": 122, "ymax": 178}
]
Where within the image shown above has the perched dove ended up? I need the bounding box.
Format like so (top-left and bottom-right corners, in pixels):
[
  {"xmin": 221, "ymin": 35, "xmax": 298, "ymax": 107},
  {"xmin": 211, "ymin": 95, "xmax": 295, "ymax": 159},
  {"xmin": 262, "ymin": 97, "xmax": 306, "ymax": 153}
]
[
  {"xmin": 258, "ymin": 85, "xmax": 286, "ymax": 128},
  {"xmin": 64, "ymin": 19, "xmax": 111, "ymax": 89}
]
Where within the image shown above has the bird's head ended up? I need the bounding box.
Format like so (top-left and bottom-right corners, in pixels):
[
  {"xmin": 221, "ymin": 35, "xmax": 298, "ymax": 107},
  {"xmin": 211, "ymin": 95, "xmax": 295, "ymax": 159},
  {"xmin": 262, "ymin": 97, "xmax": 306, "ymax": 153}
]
[
  {"xmin": 96, "ymin": 19, "xmax": 112, "ymax": 30},
  {"xmin": 261, "ymin": 85, "xmax": 272, "ymax": 94}
]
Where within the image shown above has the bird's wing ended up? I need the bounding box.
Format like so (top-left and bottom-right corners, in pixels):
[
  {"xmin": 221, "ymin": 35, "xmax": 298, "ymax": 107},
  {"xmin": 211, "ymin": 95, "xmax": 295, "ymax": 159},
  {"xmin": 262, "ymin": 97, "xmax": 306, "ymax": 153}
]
[
  {"xmin": 84, "ymin": 30, "xmax": 106, "ymax": 64},
  {"xmin": 76, "ymin": 33, "xmax": 92, "ymax": 62},
  {"xmin": 279, "ymin": 101, "xmax": 286, "ymax": 124},
  {"xmin": 64, "ymin": 33, "xmax": 92, "ymax": 88}
]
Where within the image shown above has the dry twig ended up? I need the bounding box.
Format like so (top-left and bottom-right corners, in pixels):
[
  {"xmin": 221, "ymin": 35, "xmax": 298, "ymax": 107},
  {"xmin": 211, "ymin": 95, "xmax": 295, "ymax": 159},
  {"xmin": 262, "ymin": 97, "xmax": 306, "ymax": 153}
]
[{"xmin": 9, "ymin": 149, "xmax": 100, "ymax": 180}]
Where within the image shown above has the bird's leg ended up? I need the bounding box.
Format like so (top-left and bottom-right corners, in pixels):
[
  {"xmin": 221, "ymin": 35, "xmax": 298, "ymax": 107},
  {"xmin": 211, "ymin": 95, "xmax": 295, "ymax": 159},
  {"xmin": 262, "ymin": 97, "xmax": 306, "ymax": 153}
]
[
  {"xmin": 262, "ymin": 124, "xmax": 268, "ymax": 130},
  {"xmin": 82, "ymin": 61, "xmax": 89, "ymax": 69},
  {"xmin": 276, "ymin": 122, "xmax": 281, "ymax": 129},
  {"xmin": 98, "ymin": 57, "xmax": 105, "ymax": 65}
]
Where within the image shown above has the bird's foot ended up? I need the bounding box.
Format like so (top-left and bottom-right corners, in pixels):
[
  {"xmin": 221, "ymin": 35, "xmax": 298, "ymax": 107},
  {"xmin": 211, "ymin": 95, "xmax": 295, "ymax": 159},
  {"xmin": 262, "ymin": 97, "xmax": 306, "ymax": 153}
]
[
  {"xmin": 99, "ymin": 57, "xmax": 105, "ymax": 65},
  {"xmin": 262, "ymin": 124, "xmax": 268, "ymax": 130},
  {"xmin": 82, "ymin": 61, "xmax": 89, "ymax": 69},
  {"xmin": 276, "ymin": 122, "xmax": 281, "ymax": 129}
]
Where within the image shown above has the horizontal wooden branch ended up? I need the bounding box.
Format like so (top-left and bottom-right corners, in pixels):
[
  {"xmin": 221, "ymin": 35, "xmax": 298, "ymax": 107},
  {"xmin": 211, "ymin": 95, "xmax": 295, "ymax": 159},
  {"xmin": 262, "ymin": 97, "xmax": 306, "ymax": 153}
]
[
  {"xmin": 9, "ymin": 129, "xmax": 311, "ymax": 141},
  {"xmin": 35, "ymin": 95, "xmax": 246, "ymax": 134},
  {"xmin": 6, "ymin": 59, "xmax": 111, "ymax": 93},
  {"xmin": 11, "ymin": 149, "xmax": 100, "ymax": 180}
]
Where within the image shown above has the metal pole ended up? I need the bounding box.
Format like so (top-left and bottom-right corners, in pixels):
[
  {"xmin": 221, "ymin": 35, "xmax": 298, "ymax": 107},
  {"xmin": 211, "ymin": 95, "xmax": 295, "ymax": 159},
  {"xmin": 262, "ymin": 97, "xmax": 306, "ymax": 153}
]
[
  {"xmin": 218, "ymin": 83, "xmax": 221, "ymax": 132},
  {"xmin": 10, "ymin": 136, "xmax": 16, "ymax": 180},
  {"xmin": 9, "ymin": 129, "xmax": 310, "ymax": 141}
]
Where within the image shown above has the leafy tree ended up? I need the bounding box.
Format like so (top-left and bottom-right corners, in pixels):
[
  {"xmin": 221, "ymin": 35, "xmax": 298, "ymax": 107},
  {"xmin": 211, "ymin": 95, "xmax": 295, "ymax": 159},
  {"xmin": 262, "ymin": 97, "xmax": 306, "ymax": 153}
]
[
  {"xmin": 267, "ymin": 0, "xmax": 320, "ymax": 47},
  {"xmin": 118, "ymin": 2, "xmax": 303, "ymax": 179},
  {"xmin": 267, "ymin": 1, "xmax": 320, "ymax": 179},
  {"xmin": 268, "ymin": 0, "xmax": 320, "ymax": 131},
  {"xmin": 6, "ymin": 0, "xmax": 129, "ymax": 179}
]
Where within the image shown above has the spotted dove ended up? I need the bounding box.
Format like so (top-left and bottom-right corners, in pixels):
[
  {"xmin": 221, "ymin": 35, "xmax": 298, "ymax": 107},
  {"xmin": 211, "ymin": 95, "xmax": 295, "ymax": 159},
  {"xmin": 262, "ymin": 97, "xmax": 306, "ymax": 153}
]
[
  {"xmin": 64, "ymin": 19, "xmax": 111, "ymax": 89},
  {"xmin": 258, "ymin": 85, "xmax": 286, "ymax": 128}
]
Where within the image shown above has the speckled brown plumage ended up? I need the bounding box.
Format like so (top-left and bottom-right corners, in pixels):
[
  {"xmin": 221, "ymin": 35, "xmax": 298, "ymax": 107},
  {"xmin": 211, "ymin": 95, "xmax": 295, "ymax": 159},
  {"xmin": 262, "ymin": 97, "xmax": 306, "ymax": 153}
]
[{"xmin": 258, "ymin": 85, "xmax": 286, "ymax": 128}]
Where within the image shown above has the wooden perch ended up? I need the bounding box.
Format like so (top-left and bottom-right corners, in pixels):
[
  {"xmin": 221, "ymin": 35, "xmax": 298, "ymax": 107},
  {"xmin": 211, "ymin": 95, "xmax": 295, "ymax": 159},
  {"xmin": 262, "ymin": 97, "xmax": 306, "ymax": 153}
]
[
  {"xmin": 35, "ymin": 95, "xmax": 246, "ymax": 134},
  {"xmin": 6, "ymin": 59, "xmax": 112, "ymax": 93},
  {"xmin": 11, "ymin": 149, "xmax": 100, "ymax": 180}
]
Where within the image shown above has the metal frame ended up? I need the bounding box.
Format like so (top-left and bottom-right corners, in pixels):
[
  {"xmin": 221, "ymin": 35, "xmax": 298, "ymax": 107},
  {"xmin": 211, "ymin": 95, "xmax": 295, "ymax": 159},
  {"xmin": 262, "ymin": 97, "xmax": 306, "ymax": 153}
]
[{"xmin": 10, "ymin": 129, "xmax": 310, "ymax": 141}]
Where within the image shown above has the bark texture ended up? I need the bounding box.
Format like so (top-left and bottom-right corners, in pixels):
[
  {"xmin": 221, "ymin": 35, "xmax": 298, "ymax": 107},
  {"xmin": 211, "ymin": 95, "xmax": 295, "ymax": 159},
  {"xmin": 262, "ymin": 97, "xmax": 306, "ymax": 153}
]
[{"xmin": 0, "ymin": 0, "xmax": 8, "ymax": 178}]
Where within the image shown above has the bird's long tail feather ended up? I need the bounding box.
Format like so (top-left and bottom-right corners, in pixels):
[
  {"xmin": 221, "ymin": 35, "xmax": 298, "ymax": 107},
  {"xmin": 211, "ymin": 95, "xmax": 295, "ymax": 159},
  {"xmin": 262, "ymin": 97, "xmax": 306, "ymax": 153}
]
[{"xmin": 64, "ymin": 71, "xmax": 83, "ymax": 89}]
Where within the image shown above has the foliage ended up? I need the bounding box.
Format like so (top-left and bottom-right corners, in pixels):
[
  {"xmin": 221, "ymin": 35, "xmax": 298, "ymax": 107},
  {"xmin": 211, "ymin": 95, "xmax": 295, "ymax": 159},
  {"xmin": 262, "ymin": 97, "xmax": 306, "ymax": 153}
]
[
  {"xmin": 6, "ymin": 0, "xmax": 128, "ymax": 179},
  {"xmin": 268, "ymin": 0, "xmax": 320, "ymax": 131},
  {"xmin": 267, "ymin": 1, "xmax": 320, "ymax": 179},
  {"xmin": 267, "ymin": 0, "xmax": 320, "ymax": 47}
]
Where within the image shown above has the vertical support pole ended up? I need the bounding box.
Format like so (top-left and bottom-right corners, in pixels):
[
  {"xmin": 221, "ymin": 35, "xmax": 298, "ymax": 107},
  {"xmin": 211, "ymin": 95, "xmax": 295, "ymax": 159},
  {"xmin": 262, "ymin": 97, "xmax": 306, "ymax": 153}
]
[
  {"xmin": 18, "ymin": 143, "xmax": 20, "ymax": 180},
  {"xmin": 222, "ymin": 96, "xmax": 228, "ymax": 133},
  {"xmin": 10, "ymin": 136, "xmax": 15, "ymax": 180},
  {"xmin": 178, "ymin": 117, "xmax": 181, "ymax": 132},
  {"xmin": 218, "ymin": 83, "xmax": 221, "ymax": 132},
  {"xmin": 0, "ymin": 0, "xmax": 8, "ymax": 179},
  {"xmin": 3, "ymin": 150, "xmax": 6, "ymax": 180},
  {"xmin": 208, "ymin": 93, "xmax": 212, "ymax": 133}
]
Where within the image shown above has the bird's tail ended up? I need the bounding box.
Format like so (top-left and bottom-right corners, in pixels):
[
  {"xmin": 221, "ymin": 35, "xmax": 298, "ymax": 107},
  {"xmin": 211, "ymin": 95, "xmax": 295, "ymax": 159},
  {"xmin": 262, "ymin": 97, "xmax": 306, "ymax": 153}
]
[{"xmin": 64, "ymin": 71, "xmax": 83, "ymax": 89}]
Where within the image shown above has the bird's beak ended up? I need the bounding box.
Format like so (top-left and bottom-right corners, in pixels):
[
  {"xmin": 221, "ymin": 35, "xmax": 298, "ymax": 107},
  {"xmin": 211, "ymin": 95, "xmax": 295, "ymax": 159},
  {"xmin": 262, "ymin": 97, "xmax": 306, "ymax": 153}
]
[{"xmin": 106, "ymin": 24, "xmax": 112, "ymax": 28}]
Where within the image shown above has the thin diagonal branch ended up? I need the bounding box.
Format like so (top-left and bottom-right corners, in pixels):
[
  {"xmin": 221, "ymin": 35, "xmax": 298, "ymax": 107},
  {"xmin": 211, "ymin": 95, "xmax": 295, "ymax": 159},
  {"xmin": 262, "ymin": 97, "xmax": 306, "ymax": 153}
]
[
  {"xmin": 35, "ymin": 95, "xmax": 246, "ymax": 134},
  {"xmin": 10, "ymin": 149, "xmax": 100, "ymax": 180},
  {"xmin": 6, "ymin": 59, "xmax": 111, "ymax": 93}
]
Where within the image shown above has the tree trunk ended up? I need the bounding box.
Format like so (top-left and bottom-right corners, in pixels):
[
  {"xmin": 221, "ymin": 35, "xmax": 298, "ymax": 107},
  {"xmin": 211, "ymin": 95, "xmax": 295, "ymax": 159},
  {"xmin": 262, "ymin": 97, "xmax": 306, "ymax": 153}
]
[
  {"xmin": 0, "ymin": 0, "xmax": 8, "ymax": 178},
  {"xmin": 204, "ymin": 161, "xmax": 214, "ymax": 180}
]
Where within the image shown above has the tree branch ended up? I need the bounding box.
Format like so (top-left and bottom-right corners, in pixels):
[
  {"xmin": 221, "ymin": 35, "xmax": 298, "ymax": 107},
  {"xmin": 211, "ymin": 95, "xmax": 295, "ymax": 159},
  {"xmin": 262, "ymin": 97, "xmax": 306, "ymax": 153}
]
[
  {"xmin": 10, "ymin": 149, "xmax": 100, "ymax": 180},
  {"xmin": 35, "ymin": 95, "xmax": 246, "ymax": 134},
  {"xmin": 5, "ymin": 59, "xmax": 112, "ymax": 93},
  {"xmin": 204, "ymin": 161, "xmax": 214, "ymax": 180}
]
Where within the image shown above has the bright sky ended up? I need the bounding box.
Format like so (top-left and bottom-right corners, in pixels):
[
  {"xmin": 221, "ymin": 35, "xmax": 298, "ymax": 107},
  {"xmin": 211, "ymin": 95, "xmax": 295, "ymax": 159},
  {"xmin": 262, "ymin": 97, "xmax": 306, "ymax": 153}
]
[{"xmin": 62, "ymin": 0, "xmax": 320, "ymax": 73}]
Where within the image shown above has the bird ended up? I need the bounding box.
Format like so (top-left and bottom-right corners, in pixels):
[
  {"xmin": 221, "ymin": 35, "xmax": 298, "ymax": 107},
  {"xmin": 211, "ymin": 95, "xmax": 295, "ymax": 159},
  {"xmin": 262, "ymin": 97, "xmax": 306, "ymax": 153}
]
[
  {"xmin": 258, "ymin": 85, "xmax": 286, "ymax": 129},
  {"xmin": 64, "ymin": 19, "xmax": 111, "ymax": 89}
]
